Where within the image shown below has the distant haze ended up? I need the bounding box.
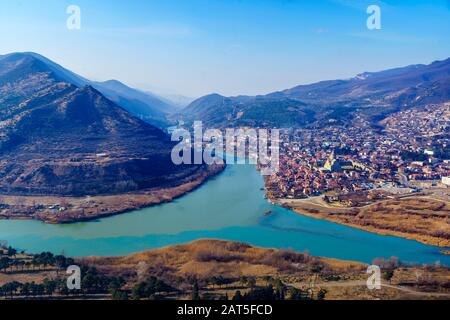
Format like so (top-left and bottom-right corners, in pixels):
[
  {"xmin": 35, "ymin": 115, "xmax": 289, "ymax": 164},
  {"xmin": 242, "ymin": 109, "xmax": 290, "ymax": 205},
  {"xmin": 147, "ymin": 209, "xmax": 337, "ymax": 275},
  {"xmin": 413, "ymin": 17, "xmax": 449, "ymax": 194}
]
[{"xmin": 0, "ymin": 0, "xmax": 449, "ymax": 97}]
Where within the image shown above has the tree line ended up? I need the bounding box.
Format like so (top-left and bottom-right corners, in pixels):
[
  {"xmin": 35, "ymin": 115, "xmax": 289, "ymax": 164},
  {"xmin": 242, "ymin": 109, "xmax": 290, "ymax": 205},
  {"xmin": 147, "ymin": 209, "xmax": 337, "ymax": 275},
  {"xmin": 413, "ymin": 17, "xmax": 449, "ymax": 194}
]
[
  {"xmin": 0, "ymin": 265, "xmax": 126, "ymax": 299},
  {"xmin": 0, "ymin": 249, "xmax": 75, "ymax": 273}
]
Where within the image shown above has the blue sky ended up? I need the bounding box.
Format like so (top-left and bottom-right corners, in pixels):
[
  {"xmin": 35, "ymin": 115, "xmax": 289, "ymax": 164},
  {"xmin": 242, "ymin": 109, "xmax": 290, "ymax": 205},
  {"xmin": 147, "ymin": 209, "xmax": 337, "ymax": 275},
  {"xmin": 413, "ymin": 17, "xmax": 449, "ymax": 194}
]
[{"xmin": 0, "ymin": 0, "xmax": 449, "ymax": 97}]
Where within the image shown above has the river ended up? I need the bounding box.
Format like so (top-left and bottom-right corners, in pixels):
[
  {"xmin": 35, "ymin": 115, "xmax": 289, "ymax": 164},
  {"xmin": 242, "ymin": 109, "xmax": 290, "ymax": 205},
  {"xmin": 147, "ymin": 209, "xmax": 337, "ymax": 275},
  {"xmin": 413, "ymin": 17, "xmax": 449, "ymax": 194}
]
[{"xmin": 0, "ymin": 163, "xmax": 448, "ymax": 265}]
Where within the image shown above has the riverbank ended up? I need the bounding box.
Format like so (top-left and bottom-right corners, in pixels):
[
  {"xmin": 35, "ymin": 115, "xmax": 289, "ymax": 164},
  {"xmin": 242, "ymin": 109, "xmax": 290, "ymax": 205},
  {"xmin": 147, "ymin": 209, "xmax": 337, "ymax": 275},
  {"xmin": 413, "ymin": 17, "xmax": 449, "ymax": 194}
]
[
  {"xmin": 0, "ymin": 164, "xmax": 225, "ymax": 224},
  {"xmin": 1, "ymin": 162, "xmax": 448, "ymax": 264},
  {"xmin": 2, "ymin": 239, "xmax": 450, "ymax": 300},
  {"xmin": 277, "ymin": 196, "xmax": 450, "ymax": 248}
]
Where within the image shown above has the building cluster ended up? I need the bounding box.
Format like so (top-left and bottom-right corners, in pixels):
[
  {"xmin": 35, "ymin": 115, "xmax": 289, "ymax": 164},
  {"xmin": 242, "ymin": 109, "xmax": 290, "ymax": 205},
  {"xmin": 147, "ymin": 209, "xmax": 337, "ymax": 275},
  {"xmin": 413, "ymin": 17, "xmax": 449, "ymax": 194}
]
[{"xmin": 265, "ymin": 103, "xmax": 450, "ymax": 199}]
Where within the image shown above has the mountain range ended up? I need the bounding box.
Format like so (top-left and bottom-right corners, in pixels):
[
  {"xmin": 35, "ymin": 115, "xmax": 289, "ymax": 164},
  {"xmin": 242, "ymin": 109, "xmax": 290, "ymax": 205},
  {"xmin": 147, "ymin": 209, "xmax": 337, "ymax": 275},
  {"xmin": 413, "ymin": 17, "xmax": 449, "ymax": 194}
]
[
  {"xmin": 0, "ymin": 52, "xmax": 180, "ymax": 128},
  {"xmin": 0, "ymin": 52, "xmax": 204, "ymax": 196},
  {"xmin": 180, "ymin": 57, "xmax": 450, "ymax": 128},
  {"xmin": 0, "ymin": 52, "xmax": 448, "ymax": 195}
]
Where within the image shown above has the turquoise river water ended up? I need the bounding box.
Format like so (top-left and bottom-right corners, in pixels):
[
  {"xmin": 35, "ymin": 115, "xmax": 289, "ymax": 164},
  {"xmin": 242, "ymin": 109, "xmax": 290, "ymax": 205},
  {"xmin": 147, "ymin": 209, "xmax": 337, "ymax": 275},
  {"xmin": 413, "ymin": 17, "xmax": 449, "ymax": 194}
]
[{"xmin": 0, "ymin": 163, "xmax": 448, "ymax": 265}]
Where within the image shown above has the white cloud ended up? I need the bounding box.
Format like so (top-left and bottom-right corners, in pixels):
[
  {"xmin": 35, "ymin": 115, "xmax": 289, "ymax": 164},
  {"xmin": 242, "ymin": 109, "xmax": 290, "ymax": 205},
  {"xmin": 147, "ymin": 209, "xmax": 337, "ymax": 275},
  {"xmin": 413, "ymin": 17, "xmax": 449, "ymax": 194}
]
[{"xmin": 315, "ymin": 28, "xmax": 329, "ymax": 34}]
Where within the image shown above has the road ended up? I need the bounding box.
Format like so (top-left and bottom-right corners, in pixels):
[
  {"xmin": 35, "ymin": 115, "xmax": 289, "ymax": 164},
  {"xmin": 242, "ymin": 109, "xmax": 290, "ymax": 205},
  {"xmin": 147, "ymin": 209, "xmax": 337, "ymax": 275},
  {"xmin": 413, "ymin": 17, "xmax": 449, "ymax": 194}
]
[{"xmin": 288, "ymin": 280, "xmax": 450, "ymax": 298}]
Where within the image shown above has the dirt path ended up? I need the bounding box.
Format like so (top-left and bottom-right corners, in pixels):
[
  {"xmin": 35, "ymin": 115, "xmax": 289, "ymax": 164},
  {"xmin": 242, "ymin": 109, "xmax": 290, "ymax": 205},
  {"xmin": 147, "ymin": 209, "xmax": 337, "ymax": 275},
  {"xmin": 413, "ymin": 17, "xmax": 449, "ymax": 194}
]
[{"xmin": 288, "ymin": 280, "xmax": 450, "ymax": 298}]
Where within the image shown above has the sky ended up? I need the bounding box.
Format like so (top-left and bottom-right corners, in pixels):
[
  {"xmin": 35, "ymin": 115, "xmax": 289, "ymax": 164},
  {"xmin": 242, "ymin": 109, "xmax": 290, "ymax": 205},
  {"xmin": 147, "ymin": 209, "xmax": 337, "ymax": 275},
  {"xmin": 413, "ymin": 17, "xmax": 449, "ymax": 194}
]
[{"xmin": 0, "ymin": 0, "xmax": 449, "ymax": 98}]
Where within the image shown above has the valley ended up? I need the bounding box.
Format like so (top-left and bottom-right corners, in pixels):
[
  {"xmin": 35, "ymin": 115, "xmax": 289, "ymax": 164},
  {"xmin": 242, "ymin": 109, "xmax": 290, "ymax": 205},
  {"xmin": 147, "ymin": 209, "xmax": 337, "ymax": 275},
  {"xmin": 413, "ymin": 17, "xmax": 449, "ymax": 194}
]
[{"xmin": 0, "ymin": 52, "xmax": 449, "ymax": 301}]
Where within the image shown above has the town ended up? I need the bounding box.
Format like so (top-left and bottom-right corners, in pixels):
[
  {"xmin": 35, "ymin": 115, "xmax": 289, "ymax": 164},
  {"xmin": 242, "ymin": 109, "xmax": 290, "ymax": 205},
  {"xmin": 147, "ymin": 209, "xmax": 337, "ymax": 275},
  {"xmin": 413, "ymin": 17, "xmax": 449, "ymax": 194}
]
[{"xmin": 265, "ymin": 103, "xmax": 450, "ymax": 202}]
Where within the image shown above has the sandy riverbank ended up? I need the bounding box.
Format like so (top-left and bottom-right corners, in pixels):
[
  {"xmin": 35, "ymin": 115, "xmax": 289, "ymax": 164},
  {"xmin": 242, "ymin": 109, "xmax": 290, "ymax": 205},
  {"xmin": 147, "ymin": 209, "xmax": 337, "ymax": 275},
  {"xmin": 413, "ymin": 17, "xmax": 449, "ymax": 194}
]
[
  {"xmin": 0, "ymin": 164, "xmax": 225, "ymax": 224},
  {"xmin": 276, "ymin": 196, "xmax": 450, "ymax": 248}
]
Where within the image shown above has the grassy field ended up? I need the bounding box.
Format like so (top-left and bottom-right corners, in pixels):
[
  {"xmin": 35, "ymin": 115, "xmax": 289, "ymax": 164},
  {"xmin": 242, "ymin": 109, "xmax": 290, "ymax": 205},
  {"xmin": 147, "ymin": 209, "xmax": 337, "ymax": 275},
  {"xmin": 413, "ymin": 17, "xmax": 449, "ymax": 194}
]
[
  {"xmin": 1, "ymin": 240, "xmax": 450, "ymax": 300},
  {"xmin": 281, "ymin": 196, "xmax": 450, "ymax": 247},
  {"xmin": 79, "ymin": 240, "xmax": 450, "ymax": 300}
]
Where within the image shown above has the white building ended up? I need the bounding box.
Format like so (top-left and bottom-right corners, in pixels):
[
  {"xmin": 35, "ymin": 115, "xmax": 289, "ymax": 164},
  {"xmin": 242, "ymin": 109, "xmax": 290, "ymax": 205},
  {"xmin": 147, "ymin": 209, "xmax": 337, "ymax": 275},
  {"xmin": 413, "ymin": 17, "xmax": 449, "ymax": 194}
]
[{"xmin": 442, "ymin": 177, "xmax": 450, "ymax": 186}]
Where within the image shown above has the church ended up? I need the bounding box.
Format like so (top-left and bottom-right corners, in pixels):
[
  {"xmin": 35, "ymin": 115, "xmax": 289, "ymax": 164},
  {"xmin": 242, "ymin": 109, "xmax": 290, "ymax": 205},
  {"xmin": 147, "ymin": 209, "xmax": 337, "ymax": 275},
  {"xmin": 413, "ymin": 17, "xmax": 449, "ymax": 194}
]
[{"xmin": 322, "ymin": 150, "xmax": 357, "ymax": 172}]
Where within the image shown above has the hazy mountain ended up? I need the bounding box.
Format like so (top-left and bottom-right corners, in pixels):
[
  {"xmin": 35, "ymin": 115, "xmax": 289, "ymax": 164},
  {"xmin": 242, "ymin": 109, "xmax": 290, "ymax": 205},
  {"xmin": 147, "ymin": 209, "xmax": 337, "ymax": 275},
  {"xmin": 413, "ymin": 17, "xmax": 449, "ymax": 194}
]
[
  {"xmin": 154, "ymin": 92, "xmax": 194, "ymax": 110},
  {"xmin": 0, "ymin": 52, "xmax": 176, "ymax": 128},
  {"xmin": 0, "ymin": 53, "xmax": 204, "ymax": 196},
  {"xmin": 277, "ymin": 58, "xmax": 450, "ymax": 103},
  {"xmin": 181, "ymin": 58, "xmax": 450, "ymax": 128},
  {"xmin": 91, "ymin": 79, "xmax": 176, "ymax": 127}
]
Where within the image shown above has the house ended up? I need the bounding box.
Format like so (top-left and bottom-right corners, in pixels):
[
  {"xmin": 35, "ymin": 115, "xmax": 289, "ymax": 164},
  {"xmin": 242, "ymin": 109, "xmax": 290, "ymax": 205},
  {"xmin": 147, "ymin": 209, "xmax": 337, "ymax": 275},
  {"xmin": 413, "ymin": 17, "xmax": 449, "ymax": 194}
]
[{"xmin": 442, "ymin": 177, "xmax": 450, "ymax": 186}]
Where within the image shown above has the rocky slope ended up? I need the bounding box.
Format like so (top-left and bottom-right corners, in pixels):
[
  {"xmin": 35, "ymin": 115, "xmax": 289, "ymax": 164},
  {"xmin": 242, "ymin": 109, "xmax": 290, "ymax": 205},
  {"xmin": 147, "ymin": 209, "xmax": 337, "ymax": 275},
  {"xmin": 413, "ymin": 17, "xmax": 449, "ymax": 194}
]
[
  {"xmin": 0, "ymin": 53, "xmax": 204, "ymax": 196},
  {"xmin": 0, "ymin": 52, "xmax": 175, "ymax": 128}
]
